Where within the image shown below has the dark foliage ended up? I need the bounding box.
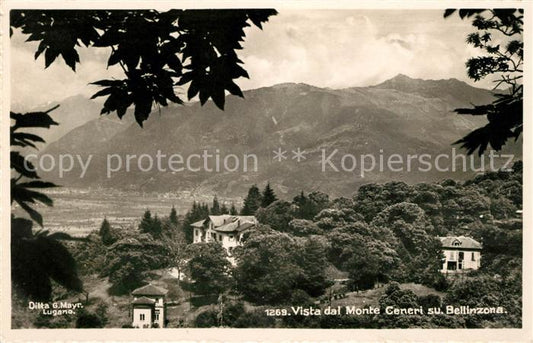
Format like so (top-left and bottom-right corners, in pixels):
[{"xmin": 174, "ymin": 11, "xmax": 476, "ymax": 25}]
[
  {"xmin": 99, "ymin": 218, "xmax": 117, "ymax": 246},
  {"xmin": 10, "ymin": 9, "xmax": 277, "ymax": 126},
  {"xmin": 10, "ymin": 107, "xmax": 59, "ymax": 226},
  {"xmin": 210, "ymin": 195, "xmax": 221, "ymax": 215},
  {"xmin": 255, "ymin": 200, "xmax": 294, "ymax": 232},
  {"xmin": 182, "ymin": 201, "xmax": 210, "ymax": 243},
  {"xmin": 11, "ymin": 217, "xmax": 83, "ymax": 301},
  {"xmin": 138, "ymin": 210, "xmax": 163, "ymax": 238},
  {"xmin": 445, "ymin": 9, "xmax": 523, "ymax": 155},
  {"xmin": 233, "ymin": 309, "xmax": 275, "ymax": 328},
  {"xmin": 234, "ymin": 229, "xmax": 330, "ymax": 304},
  {"xmin": 194, "ymin": 309, "xmax": 219, "ymax": 327},
  {"xmin": 104, "ymin": 233, "xmax": 169, "ymax": 294},
  {"xmin": 293, "ymin": 191, "xmax": 330, "ymax": 220},
  {"xmin": 261, "ymin": 183, "xmax": 277, "ymax": 207},
  {"xmin": 75, "ymin": 309, "xmax": 105, "ymax": 328},
  {"xmin": 11, "ymin": 107, "xmax": 84, "ymax": 300},
  {"xmin": 184, "ymin": 242, "xmax": 232, "ymax": 295},
  {"xmin": 169, "ymin": 206, "xmax": 179, "ymax": 225},
  {"xmin": 71, "ymin": 232, "xmax": 108, "ymax": 275},
  {"xmin": 241, "ymin": 184, "xmax": 262, "ymax": 215}
]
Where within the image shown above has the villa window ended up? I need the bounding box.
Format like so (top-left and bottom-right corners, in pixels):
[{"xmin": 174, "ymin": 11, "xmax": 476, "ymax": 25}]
[
  {"xmin": 155, "ymin": 310, "xmax": 160, "ymax": 321},
  {"xmin": 140, "ymin": 314, "xmax": 145, "ymax": 321},
  {"xmin": 218, "ymin": 234, "xmax": 222, "ymax": 241},
  {"xmin": 229, "ymin": 235, "xmax": 234, "ymax": 241},
  {"xmin": 472, "ymin": 252, "xmax": 475, "ymax": 261}
]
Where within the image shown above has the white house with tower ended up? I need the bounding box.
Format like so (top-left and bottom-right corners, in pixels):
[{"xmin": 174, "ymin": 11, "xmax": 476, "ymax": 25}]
[{"xmin": 131, "ymin": 284, "xmax": 167, "ymax": 328}]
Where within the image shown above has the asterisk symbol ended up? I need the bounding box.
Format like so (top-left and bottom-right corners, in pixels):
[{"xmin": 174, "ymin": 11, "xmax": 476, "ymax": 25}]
[
  {"xmin": 292, "ymin": 147, "xmax": 307, "ymax": 162},
  {"xmin": 273, "ymin": 148, "xmax": 287, "ymax": 162}
]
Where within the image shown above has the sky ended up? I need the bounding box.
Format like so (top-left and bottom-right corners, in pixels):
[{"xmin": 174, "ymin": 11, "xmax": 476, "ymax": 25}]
[{"xmin": 10, "ymin": 9, "xmax": 492, "ymax": 109}]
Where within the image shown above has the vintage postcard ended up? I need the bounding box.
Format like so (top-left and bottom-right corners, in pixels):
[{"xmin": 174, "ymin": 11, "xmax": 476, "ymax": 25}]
[{"xmin": 1, "ymin": 0, "xmax": 531, "ymax": 342}]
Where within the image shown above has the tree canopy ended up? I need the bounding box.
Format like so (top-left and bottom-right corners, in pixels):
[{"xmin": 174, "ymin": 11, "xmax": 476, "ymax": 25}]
[
  {"xmin": 185, "ymin": 242, "xmax": 232, "ymax": 295},
  {"xmin": 10, "ymin": 9, "xmax": 277, "ymax": 126},
  {"xmin": 445, "ymin": 9, "xmax": 523, "ymax": 155},
  {"xmin": 10, "ymin": 9, "xmax": 277, "ymax": 302}
]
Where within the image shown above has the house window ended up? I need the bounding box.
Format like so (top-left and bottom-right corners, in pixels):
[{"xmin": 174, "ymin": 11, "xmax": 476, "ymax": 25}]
[
  {"xmin": 218, "ymin": 234, "xmax": 222, "ymax": 241},
  {"xmin": 447, "ymin": 261, "xmax": 457, "ymax": 270},
  {"xmin": 471, "ymin": 252, "xmax": 475, "ymax": 261},
  {"xmin": 452, "ymin": 240, "xmax": 461, "ymax": 246},
  {"xmin": 229, "ymin": 235, "xmax": 234, "ymax": 240},
  {"xmin": 140, "ymin": 314, "xmax": 145, "ymax": 321},
  {"xmin": 155, "ymin": 310, "xmax": 160, "ymax": 321},
  {"xmin": 458, "ymin": 252, "xmax": 464, "ymax": 261}
]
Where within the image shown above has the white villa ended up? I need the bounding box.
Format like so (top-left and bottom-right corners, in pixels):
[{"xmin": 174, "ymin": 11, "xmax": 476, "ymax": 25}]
[
  {"xmin": 439, "ymin": 236, "xmax": 482, "ymax": 273},
  {"xmin": 131, "ymin": 284, "xmax": 167, "ymax": 328},
  {"xmin": 191, "ymin": 215, "xmax": 257, "ymax": 255}
]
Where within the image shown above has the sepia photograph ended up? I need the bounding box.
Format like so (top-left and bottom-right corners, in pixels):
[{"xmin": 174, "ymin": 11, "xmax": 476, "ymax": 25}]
[{"xmin": 1, "ymin": 1, "xmax": 531, "ymax": 342}]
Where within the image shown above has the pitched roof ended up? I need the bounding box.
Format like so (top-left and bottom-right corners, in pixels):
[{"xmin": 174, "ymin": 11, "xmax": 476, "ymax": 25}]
[
  {"xmin": 191, "ymin": 215, "xmax": 257, "ymax": 231},
  {"xmin": 132, "ymin": 296, "xmax": 156, "ymax": 306},
  {"xmin": 209, "ymin": 215, "xmax": 256, "ymax": 227},
  {"xmin": 439, "ymin": 236, "xmax": 482, "ymax": 250},
  {"xmin": 215, "ymin": 221, "xmax": 255, "ymax": 233},
  {"xmin": 191, "ymin": 219, "xmax": 206, "ymax": 228},
  {"xmin": 131, "ymin": 284, "xmax": 168, "ymax": 296},
  {"xmin": 208, "ymin": 215, "xmax": 232, "ymax": 227}
]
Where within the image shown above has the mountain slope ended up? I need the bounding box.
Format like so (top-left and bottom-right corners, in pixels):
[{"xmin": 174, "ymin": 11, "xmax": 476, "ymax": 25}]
[
  {"xmin": 14, "ymin": 95, "xmax": 106, "ymax": 148},
  {"xmin": 39, "ymin": 75, "xmax": 522, "ymax": 197}
]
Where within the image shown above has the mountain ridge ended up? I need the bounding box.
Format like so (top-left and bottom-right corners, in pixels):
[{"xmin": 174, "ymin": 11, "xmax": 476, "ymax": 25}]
[{"xmin": 38, "ymin": 76, "xmax": 521, "ymax": 198}]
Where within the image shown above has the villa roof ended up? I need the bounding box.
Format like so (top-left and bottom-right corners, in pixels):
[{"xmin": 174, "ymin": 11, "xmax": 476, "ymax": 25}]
[
  {"xmin": 209, "ymin": 215, "xmax": 232, "ymax": 227},
  {"xmin": 192, "ymin": 215, "xmax": 257, "ymax": 230},
  {"xmin": 131, "ymin": 284, "xmax": 168, "ymax": 296},
  {"xmin": 209, "ymin": 215, "xmax": 256, "ymax": 227},
  {"xmin": 132, "ymin": 296, "xmax": 156, "ymax": 306},
  {"xmin": 214, "ymin": 221, "xmax": 255, "ymax": 233},
  {"xmin": 439, "ymin": 236, "xmax": 482, "ymax": 250},
  {"xmin": 191, "ymin": 219, "xmax": 206, "ymax": 228}
]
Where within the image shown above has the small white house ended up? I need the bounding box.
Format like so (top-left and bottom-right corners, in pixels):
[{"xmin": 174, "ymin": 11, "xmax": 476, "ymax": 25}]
[
  {"xmin": 191, "ymin": 215, "xmax": 257, "ymax": 255},
  {"xmin": 439, "ymin": 236, "xmax": 482, "ymax": 273},
  {"xmin": 131, "ymin": 284, "xmax": 167, "ymax": 328}
]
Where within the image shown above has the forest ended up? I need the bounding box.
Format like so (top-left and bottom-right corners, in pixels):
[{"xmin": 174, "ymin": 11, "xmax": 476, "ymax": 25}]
[{"xmin": 12, "ymin": 161, "xmax": 523, "ymax": 328}]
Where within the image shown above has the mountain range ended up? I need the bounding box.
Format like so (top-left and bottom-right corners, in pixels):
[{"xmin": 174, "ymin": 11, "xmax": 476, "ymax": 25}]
[{"xmin": 38, "ymin": 74, "xmax": 522, "ymax": 198}]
